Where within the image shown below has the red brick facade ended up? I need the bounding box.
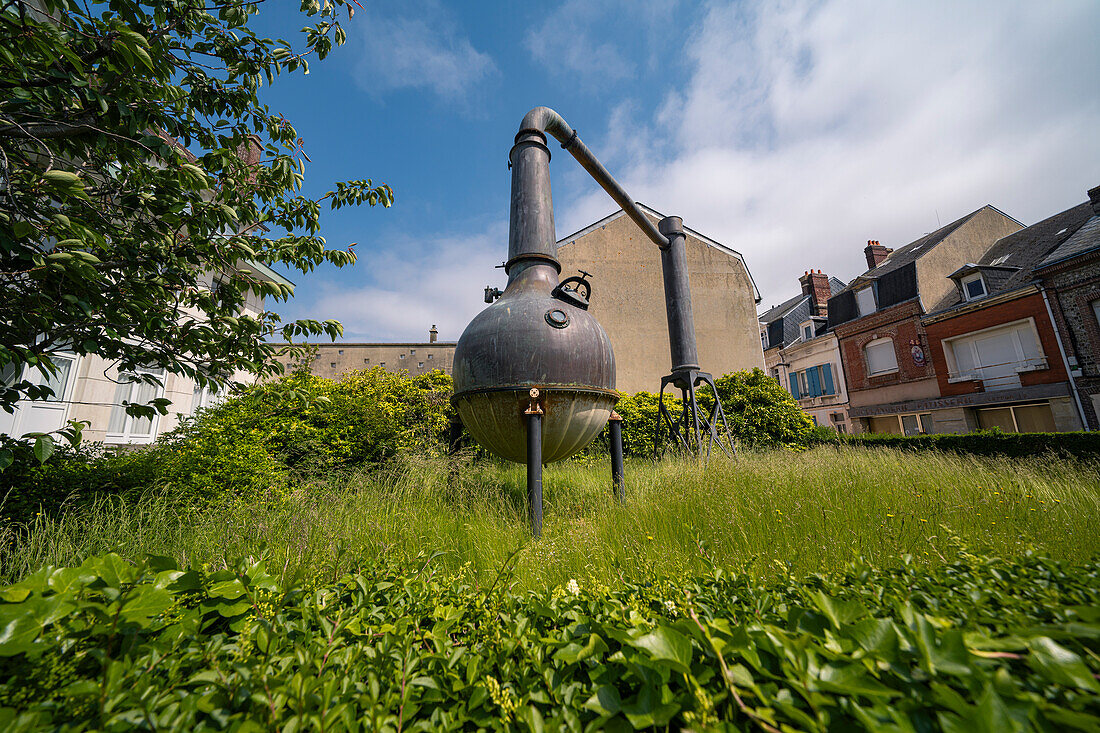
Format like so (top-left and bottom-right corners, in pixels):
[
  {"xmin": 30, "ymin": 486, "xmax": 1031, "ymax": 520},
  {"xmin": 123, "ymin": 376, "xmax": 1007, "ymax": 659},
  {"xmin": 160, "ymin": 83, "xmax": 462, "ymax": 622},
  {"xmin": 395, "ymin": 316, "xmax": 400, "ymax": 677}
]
[
  {"xmin": 835, "ymin": 299, "xmax": 936, "ymax": 394},
  {"xmin": 1038, "ymin": 250, "xmax": 1100, "ymax": 429},
  {"xmin": 924, "ymin": 291, "xmax": 1069, "ymax": 397}
]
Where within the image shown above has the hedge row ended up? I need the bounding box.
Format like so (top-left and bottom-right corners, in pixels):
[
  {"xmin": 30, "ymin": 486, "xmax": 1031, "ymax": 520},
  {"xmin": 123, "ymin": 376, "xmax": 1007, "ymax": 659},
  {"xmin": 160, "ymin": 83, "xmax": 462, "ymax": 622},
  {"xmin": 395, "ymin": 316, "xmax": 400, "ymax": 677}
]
[
  {"xmin": 811, "ymin": 430, "xmax": 1100, "ymax": 460},
  {"xmin": 2, "ymin": 551, "xmax": 1097, "ymax": 730}
]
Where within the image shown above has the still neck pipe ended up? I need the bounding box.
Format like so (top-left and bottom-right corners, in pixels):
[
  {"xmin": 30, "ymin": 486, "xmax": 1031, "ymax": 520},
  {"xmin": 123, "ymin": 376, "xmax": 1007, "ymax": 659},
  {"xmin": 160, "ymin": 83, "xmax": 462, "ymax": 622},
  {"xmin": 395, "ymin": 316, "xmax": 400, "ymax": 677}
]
[{"xmin": 513, "ymin": 107, "xmax": 697, "ymax": 373}]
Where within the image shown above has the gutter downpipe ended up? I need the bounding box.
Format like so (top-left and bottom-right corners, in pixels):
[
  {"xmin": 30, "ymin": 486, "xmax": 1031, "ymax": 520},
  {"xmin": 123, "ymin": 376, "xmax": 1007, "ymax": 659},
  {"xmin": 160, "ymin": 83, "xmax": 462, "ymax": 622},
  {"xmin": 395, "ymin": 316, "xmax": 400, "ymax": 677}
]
[{"xmin": 1040, "ymin": 285, "xmax": 1090, "ymax": 431}]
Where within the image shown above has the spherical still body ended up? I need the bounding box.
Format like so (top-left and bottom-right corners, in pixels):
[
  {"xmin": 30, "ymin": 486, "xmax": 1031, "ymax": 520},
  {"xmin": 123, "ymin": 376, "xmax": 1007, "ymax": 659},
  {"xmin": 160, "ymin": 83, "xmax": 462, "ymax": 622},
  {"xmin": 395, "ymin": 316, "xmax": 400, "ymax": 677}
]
[{"xmin": 452, "ymin": 263, "xmax": 617, "ymax": 464}]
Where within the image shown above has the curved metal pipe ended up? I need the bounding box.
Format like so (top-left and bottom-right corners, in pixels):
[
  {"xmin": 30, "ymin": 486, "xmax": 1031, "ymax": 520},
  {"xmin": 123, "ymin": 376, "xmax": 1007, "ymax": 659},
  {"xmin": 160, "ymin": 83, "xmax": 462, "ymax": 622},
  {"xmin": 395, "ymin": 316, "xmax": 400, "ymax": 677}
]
[{"xmin": 519, "ymin": 107, "xmax": 670, "ymax": 250}]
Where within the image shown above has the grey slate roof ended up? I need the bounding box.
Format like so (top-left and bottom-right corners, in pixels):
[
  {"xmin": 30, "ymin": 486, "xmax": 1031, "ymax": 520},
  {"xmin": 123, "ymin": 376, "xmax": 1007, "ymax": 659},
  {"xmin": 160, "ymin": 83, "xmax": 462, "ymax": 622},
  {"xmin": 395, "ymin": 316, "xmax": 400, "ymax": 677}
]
[
  {"xmin": 1038, "ymin": 211, "xmax": 1100, "ymax": 270},
  {"xmin": 831, "ymin": 207, "xmax": 997, "ymax": 298},
  {"xmin": 759, "ymin": 276, "xmax": 846, "ymax": 350},
  {"xmin": 929, "ymin": 202, "xmax": 1095, "ymax": 315}
]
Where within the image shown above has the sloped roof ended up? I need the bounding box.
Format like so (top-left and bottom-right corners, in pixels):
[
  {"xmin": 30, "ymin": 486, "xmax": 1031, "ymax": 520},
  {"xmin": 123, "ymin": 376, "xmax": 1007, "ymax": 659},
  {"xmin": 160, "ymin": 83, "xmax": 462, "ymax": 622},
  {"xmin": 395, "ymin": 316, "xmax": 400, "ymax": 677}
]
[
  {"xmin": 929, "ymin": 202, "xmax": 1094, "ymax": 314},
  {"xmin": 557, "ymin": 204, "xmax": 761, "ymax": 302},
  {"xmin": 759, "ymin": 276, "xmax": 846, "ymax": 349},
  {"xmin": 832, "ymin": 205, "xmax": 1019, "ymax": 298},
  {"xmin": 1038, "ymin": 211, "xmax": 1100, "ymax": 270}
]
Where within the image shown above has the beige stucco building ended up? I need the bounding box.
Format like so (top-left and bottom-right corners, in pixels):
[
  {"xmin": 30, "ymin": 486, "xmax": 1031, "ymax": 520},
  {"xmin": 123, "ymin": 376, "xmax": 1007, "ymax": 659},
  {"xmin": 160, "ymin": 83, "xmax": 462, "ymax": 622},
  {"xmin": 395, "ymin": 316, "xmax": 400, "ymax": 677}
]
[
  {"xmin": 282, "ymin": 206, "xmax": 763, "ymax": 397},
  {"xmin": 279, "ymin": 328, "xmax": 456, "ymax": 380},
  {"xmin": 1, "ymin": 262, "xmax": 289, "ymax": 446},
  {"xmin": 556, "ymin": 205, "xmax": 763, "ymax": 394}
]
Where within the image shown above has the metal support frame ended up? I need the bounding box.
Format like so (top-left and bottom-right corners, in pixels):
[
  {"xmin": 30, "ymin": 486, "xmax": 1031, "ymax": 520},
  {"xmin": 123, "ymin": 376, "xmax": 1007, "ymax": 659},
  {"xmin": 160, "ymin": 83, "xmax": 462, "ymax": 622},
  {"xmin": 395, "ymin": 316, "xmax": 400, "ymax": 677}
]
[
  {"xmin": 653, "ymin": 216, "xmax": 735, "ymax": 459},
  {"xmin": 654, "ymin": 369, "xmax": 734, "ymax": 459},
  {"xmin": 525, "ymin": 388, "xmax": 544, "ymax": 538},
  {"xmin": 609, "ymin": 411, "xmax": 624, "ymax": 502}
]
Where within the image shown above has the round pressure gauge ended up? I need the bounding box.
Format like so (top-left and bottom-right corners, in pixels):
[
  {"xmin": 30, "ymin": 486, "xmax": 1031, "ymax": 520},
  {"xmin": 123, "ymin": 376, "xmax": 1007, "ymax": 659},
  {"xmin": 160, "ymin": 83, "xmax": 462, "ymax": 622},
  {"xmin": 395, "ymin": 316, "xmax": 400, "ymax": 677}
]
[{"xmin": 545, "ymin": 308, "xmax": 570, "ymax": 328}]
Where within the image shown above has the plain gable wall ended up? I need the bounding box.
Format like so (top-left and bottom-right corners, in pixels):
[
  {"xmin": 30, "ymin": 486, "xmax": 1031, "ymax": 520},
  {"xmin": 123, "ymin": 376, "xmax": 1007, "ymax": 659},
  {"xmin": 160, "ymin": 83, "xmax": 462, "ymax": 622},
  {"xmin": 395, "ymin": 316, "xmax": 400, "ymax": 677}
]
[
  {"xmin": 915, "ymin": 207, "xmax": 1023, "ymax": 309},
  {"xmin": 557, "ymin": 211, "xmax": 763, "ymax": 394}
]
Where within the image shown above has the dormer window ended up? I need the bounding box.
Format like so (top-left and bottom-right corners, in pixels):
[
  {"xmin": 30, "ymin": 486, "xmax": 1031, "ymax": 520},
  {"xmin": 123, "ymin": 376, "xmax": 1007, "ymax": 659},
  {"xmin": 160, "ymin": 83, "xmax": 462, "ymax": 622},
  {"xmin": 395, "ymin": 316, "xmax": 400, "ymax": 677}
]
[
  {"xmin": 856, "ymin": 287, "xmax": 876, "ymax": 316},
  {"xmin": 961, "ymin": 273, "xmax": 986, "ymax": 301},
  {"xmin": 761, "ymin": 329, "xmax": 769, "ymax": 349},
  {"xmin": 801, "ymin": 322, "xmax": 814, "ymax": 341}
]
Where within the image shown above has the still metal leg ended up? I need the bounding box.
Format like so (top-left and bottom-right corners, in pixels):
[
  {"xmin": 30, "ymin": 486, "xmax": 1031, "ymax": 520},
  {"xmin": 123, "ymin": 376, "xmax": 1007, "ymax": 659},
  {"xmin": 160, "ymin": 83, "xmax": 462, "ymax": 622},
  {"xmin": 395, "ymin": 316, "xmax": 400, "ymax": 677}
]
[
  {"xmin": 525, "ymin": 388, "xmax": 544, "ymax": 538},
  {"xmin": 609, "ymin": 411, "xmax": 624, "ymax": 502}
]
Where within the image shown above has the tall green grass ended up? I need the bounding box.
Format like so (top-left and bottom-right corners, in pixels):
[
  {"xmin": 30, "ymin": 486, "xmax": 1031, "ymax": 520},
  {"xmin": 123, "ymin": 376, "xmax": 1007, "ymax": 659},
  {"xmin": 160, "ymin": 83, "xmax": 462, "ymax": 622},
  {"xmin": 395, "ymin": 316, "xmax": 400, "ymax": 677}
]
[{"xmin": 2, "ymin": 446, "xmax": 1097, "ymax": 589}]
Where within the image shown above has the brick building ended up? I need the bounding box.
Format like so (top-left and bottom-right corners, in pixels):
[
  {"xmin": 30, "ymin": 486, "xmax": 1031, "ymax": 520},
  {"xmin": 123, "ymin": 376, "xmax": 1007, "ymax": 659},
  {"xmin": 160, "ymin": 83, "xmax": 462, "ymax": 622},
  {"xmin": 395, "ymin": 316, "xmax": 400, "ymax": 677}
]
[
  {"xmin": 1034, "ymin": 185, "xmax": 1100, "ymax": 428},
  {"xmin": 920, "ymin": 202, "xmax": 1093, "ymax": 433},
  {"xmin": 759, "ymin": 271, "xmax": 851, "ymax": 431},
  {"xmin": 827, "ymin": 205, "xmax": 1023, "ymax": 433}
]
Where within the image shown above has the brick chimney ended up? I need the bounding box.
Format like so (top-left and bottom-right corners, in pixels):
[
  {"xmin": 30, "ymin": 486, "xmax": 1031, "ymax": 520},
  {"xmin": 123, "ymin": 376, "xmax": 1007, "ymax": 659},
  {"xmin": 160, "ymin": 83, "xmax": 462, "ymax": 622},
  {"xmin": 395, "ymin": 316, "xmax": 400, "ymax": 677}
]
[
  {"xmin": 429, "ymin": 324, "xmax": 438, "ymax": 343},
  {"xmin": 1088, "ymin": 184, "xmax": 1100, "ymax": 216},
  {"xmin": 864, "ymin": 240, "xmax": 893, "ymax": 269},
  {"xmin": 799, "ymin": 269, "xmax": 831, "ymax": 317},
  {"xmin": 233, "ymin": 134, "xmax": 264, "ymax": 186}
]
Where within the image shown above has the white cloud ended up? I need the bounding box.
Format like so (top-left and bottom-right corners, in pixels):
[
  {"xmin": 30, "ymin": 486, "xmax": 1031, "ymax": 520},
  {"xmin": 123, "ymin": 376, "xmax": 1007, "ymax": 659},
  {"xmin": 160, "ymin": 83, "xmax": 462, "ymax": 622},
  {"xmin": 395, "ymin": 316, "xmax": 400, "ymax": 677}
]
[
  {"xmin": 526, "ymin": 0, "xmax": 681, "ymax": 90},
  {"xmin": 556, "ymin": 0, "xmax": 1100, "ymax": 308},
  {"xmin": 297, "ymin": 223, "xmax": 507, "ymax": 343},
  {"xmin": 354, "ymin": 1, "xmax": 496, "ymax": 102}
]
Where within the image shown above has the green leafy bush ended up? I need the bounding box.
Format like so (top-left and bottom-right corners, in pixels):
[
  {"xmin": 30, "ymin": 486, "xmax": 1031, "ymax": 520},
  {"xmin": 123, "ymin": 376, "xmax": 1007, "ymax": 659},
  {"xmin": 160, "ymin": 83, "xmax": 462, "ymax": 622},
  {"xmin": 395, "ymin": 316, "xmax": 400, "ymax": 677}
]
[
  {"xmin": 811, "ymin": 430, "xmax": 1100, "ymax": 460},
  {"xmin": 698, "ymin": 368, "xmax": 815, "ymax": 448},
  {"xmin": 176, "ymin": 367, "xmax": 455, "ymax": 478},
  {"xmin": 1, "ymin": 551, "xmax": 1096, "ymax": 730},
  {"xmin": 1, "ymin": 369, "xmax": 456, "ymax": 523}
]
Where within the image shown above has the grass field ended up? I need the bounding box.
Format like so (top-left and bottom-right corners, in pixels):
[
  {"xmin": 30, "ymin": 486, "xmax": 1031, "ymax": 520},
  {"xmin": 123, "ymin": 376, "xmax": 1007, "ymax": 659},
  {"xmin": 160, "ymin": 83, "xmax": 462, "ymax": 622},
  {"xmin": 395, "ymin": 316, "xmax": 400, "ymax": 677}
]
[{"xmin": 4, "ymin": 445, "xmax": 1098, "ymax": 589}]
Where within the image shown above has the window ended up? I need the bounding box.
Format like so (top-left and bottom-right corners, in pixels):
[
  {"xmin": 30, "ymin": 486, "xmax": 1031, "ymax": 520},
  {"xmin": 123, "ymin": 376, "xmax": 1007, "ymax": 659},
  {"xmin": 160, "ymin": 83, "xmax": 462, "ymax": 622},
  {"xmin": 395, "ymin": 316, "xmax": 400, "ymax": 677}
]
[
  {"xmin": 1092, "ymin": 299, "xmax": 1100, "ymax": 327},
  {"xmin": 788, "ymin": 364, "xmax": 835, "ymax": 399},
  {"xmin": 191, "ymin": 381, "xmax": 227, "ymax": 416},
  {"xmin": 338, "ymin": 349, "xmax": 344, "ymax": 355},
  {"xmin": 399, "ymin": 354, "xmax": 405, "ymax": 360},
  {"xmin": 864, "ymin": 338, "xmax": 898, "ymax": 376},
  {"xmin": 330, "ymin": 362, "xmax": 336, "ymax": 368},
  {"xmin": 364, "ymin": 358, "xmax": 370, "ymax": 364},
  {"xmin": 107, "ymin": 368, "xmax": 165, "ymax": 444},
  {"xmin": 380, "ymin": 362, "xmax": 385, "ymax": 368},
  {"xmin": 427, "ymin": 354, "xmax": 433, "ymax": 360},
  {"xmin": 868, "ymin": 413, "xmax": 932, "ymax": 435},
  {"xmin": 856, "ymin": 287, "xmax": 876, "ymax": 316},
  {"xmin": 410, "ymin": 349, "xmax": 416, "ymax": 355},
  {"xmin": 976, "ymin": 403, "xmax": 1056, "ymax": 433},
  {"xmin": 961, "ymin": 273, "xmax": 986, "ymax": 301},
  {"xmin": 944, "ymin": 319, "xmax": 1045, "ymax": 390},
  {"xmin": 761, "ymin": 330, "xmax": 768, "ymax": 349},
  {"xmin": 418, "ymin": 362, "xmax": 424, "ymax": 368},
  {"xmin": 0, "ymin": 354, "xmax": 78, "ymax": 438},
  {"xmin": 801, "ymin": 322, "xmax": 814, "ymax": 341}
]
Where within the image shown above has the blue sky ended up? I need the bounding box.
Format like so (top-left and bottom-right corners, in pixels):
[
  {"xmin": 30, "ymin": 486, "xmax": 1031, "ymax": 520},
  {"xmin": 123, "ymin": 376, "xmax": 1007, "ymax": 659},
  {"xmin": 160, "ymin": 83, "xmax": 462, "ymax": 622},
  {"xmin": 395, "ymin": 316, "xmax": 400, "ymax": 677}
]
[{"xmin": 251, "ymin": 0, "xmax": 1100, "ymax": 342}]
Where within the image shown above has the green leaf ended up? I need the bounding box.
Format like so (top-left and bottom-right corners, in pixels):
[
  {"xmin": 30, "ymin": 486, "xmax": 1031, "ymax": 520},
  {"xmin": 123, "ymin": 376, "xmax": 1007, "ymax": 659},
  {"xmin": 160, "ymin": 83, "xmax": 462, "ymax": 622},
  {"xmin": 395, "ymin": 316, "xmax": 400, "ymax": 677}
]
[
  {"xmin": 583, "ymin": 686, "xmax": 621, "ymax": 716},
  {"xmin": 629, "ymin": 627, "xmax": 692, "ymax": 672},
  {"xmin": 0, "ymin": 448, "xmax": 12, "ymax": 472},
  {"xmin": 33, "ymin": 434, "xmax": 54, "ymax": 464},
  {"xmin": 1028, "ymin": 637, "xmax": 1100, "ymax": 692},
  {"xmin": 811, "ymin": 591, "xmax": 868, "ymax": 628},
  {"xmin": 119, "ymin": 586, "xmax": 174, "ymax": 623}
]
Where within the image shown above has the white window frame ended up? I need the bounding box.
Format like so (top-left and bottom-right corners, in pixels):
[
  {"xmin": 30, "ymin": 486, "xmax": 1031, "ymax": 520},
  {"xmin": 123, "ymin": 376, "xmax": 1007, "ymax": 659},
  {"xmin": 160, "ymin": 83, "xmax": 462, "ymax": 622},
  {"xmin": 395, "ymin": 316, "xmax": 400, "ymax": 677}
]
[
  {"xmin": 800, "ymin": 321, "xmax": 814, "ymax": 341},
  {"xmin": 961, "ymin": 273, "xmax": 987, "ymax": 301},
  {"xmin": 856, "ymin": 287, "xmax": 876, "ymax": 317},
  {"xmin": 864, "ymin": 337, "xmax": 899, "ymax": 376},
  {"xmin": 942, "ymin": 318, "xmax": 1047, "ymax": 383},
  {"xmin": 105, "ymin": 367, "xmax": 165, "ymax": 445},
  {"xmin": 191, "ymin": 379, "xmax": 228, "ymax": 416},
  {"xmin": 761, "ymin": 329, "xmax": 769, "ymax": 350},
  {"xmin": 0, "ymin": 353, "xmax": 80, "ymax": 438}
]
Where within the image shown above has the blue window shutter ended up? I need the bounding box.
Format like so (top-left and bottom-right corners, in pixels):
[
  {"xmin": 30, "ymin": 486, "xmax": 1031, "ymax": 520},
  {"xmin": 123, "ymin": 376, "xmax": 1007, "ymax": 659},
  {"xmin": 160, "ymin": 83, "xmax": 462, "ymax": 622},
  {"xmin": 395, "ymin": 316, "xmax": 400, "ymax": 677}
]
[
  {"xmin": 808, "ymin": 367, "xmax": 820, "ymax": 397},
  {"xmin": 822, "ymin": 364, "xmax": 834, "ymax": 395},
  {"xmin": 789, "ymin": 373, "xmax": 800, "ymax": 399}
]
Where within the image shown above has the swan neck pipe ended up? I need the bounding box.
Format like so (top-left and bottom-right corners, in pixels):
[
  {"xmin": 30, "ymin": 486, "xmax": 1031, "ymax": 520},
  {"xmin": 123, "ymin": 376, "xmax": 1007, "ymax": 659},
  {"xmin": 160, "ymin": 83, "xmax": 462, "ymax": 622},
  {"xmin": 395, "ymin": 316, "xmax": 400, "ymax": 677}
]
[{"xmin": 518, "ymin": 106, "xmax": 670, "ymax": 250}]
